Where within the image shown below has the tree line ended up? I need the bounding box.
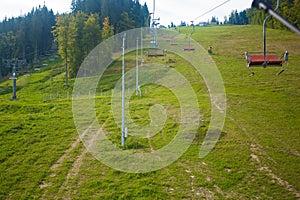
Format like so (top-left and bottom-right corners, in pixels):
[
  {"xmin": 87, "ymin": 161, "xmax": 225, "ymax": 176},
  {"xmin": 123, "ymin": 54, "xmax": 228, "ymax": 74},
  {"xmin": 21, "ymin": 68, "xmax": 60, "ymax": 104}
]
[
  {"xmin": 71, "ymin": 0, "xmax": 150, "ymax": 33},
  {"xmin": 54, "ymin": 0, "xmax": 150, "ymax": 78},
  {"xmin": 0, "ymin": 0, "xmax": 149, "ymax": 78},
  {"xmin": 247, "ymin": 0, "xmax": 300, "ymax": 30},
  {"xmin": 224, "ymin": 0, "xmax": 300, "ymax": 30},
  {"xmin": 0, "ymin": 5, "xmax": 55, "ymax": 77}
]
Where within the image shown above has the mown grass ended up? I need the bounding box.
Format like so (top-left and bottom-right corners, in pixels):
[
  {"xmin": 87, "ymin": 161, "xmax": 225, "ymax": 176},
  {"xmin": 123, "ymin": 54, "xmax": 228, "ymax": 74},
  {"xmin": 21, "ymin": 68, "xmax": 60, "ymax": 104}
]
[{"xmin": 0, "ymin": 25, "xmax": 299, "ymax": 199}]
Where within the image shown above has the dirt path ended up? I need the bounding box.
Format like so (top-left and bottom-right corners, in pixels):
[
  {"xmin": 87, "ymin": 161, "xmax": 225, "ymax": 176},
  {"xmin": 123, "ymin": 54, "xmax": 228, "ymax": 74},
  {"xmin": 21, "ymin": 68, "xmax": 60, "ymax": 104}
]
[
  {"xmin": 50, "ymin": 138, "xmax": 82, "ymax": 171},
  {"xmin": 250, "ymin": 143, "xmax": 300, "ymax": 198},
  {"xmin": 40, "ymin": 136, "xmax": 84, "ymax": 199},
  {"xmin": 146, "ymin": 131, "xmax": 154, "ymax": 152},
  {"xmin": 228, "ymin": 115, "xmax": 300, "ymax": 199},
  {"xmin": 56, "ymin": 117, "xmax": 111, "ymax": 199},
  {"xmin": 57, "ymin": 148, "xmax": 87, "ymax": 199},
  {"xmin": 40, "ymin": 116, "xmax": 110, "ymax": 199},
  {"xmin": 178, "ymin": 162, "xmax": 224, "ymax": 199}
]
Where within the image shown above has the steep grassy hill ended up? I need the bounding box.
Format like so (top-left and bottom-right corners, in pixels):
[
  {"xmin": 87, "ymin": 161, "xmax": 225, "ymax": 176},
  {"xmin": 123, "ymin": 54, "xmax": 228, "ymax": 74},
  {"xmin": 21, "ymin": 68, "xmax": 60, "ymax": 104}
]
[{"xmin": 0, "ymin": 25, "xmax": 299, "ymax": 199}]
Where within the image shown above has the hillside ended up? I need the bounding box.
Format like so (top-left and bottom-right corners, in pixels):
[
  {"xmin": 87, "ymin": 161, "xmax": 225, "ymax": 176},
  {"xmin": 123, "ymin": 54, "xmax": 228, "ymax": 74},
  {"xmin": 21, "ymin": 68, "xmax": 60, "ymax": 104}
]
[{"xmin": 0, "ymin": 25, "xmax": 299, "ymax": 199}]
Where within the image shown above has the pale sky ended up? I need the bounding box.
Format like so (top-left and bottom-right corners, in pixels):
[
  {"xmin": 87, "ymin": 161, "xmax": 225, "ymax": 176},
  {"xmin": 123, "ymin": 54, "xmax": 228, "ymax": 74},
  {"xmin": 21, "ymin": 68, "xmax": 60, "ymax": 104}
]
[{"xmin": 0, "ymin": 0, "xmax": 253, "ymax": 25}]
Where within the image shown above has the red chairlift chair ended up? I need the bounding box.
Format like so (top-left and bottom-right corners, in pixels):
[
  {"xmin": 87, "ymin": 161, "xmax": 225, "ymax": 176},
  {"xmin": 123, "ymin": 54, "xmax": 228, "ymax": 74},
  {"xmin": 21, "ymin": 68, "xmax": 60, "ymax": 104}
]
[
  {"xmin": 183, "ymin": 22, "xmax": 196, "ymax": 51},
  {"xmin": 245, "ymin": 0, "xmax": 289, "ymax": 76},
  {"xmin": 245, "ymin": 51, "xmax": 288, "ymax": 76}
]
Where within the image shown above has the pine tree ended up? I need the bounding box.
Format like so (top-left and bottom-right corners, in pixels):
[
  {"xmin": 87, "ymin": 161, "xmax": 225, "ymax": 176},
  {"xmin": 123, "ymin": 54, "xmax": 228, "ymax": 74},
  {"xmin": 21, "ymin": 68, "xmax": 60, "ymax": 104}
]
[
  {"xmin": 68, "ymin": 11, "xmax": 87, "ymax": 78},
  {"xmin": 142, "ymin": 2, "xmax": 150, "ymax": 27},
  {"xmin": 52, "ymin": 14, "xmax": 71, "ymax": 86},
  {"xmin": 53, "ymin": 14, "xmax": 70, "ymax": 64},
  {"xmin": 85, "ymin": 0, "xmax": 102, "ymax": 14},
  {"xmin": 83, "ymin": 14, "xmax": 102, "ymax": 54},
  {"xmin": 118, "ymin": 12, "xmax": 135, "ymax": 32}
]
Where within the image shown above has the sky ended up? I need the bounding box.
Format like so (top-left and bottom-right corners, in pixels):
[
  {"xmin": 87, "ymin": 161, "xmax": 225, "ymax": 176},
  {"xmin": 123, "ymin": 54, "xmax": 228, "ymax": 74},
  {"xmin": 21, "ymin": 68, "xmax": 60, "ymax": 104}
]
[
  {"xmin": 0, "ymin": 0, "xmax": 253, "ymax": 25},
  {"xmin": 143, "ymin": 0, "xmax": 253, "ymax": 25}
]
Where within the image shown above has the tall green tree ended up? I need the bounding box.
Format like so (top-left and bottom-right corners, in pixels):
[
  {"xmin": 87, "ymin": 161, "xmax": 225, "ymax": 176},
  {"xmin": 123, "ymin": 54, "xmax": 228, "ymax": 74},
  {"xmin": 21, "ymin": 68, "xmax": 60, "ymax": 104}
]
[
  {"xmin": 118, "ymin": 12, "xmax": 135, "ymax": 32},
  {"xmin": 68, "ymin": 11, "xmax": 87, "ymax": 78},
  {"xmin": 52, "ymin": 0, "xmax": 150, "ymax": 77},
  {"xmin": 142, "ymin": 2, "xmax": 150, "ymax": 27},
  {"xmin": 83, "ymin": 14, "xmax": 102, "ymax": 55},
  {"xmin": 0, "ymin": 31, "xmax": 16, "ymax": 77},
  {"xmin": 71, "ymin": 0, "xmax": 85, "ymax": 13},
  {"xmin": 85, "ymin": 0, "xmax": 103, "ymax": 14},
  {"xmin": 246, "ymin": 0, "xmax": 300, "ymax": 30},
  {"xmin": 52, "ymin": 14, "xmax": 71, "ymax": 86}
]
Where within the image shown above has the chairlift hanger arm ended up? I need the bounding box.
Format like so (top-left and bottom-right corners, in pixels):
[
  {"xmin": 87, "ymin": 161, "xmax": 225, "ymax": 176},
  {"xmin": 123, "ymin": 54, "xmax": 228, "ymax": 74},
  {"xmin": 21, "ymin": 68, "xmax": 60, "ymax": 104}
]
[
  {"xmin": 252, "ymin": 0, "xmax": 300, "ymax": 35},
  {"xmin": 262, "ymin": 0, "xmax": 280, "ymax": 62}
]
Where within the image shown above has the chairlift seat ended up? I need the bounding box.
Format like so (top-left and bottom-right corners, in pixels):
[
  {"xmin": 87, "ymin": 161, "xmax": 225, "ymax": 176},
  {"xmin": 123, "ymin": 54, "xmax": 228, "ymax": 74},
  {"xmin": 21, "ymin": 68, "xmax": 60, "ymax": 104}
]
[
  {"xmin": 147, "ymin": 53, "xmax": 165, "ymax": 57},
  {"xmin": 146, "ymin": 48, "xmax": 167, "ymax": 57},
  {"xmin": 244, "ymin": 0, "xmax": 290, "ymax": 76},
  {"xmin": 246, "ymin": 53, "xmax": 283, "ymax": 67},
  {"xmin": 183, "ymin": 47, "xmax": 195, "ymax": 51},
  {"xmin": 245, "ymin": 51, "xmax": 288, "ymax": 76}
]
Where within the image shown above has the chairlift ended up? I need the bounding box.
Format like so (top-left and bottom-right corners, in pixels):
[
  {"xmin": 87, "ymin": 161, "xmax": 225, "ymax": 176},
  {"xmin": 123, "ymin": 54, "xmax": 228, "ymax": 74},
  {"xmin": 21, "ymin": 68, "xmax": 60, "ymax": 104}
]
[
  {"xmin": 161, "ymin": 31, "xmax": 179, "ymax": 46},
  {"xmin": 245, "ymin": 51, "xmax": 288, "ymax": 76},
  {"xmin": 245, "ymin": 0, "xmax": 289, "ymax": 76},
  {"xmin": 147, "ymin": 21, "xmax": 167, "ymax": 57},
  {"xmin": 162, "ymin": 35, "xmax": 177, "ymax": 46},
  {"xmin": 146, "ymin": 47, "xmax": 167, "ymax": 57},
  {"xmin": 183, "ymin": 21, "xmax": 195, "ymax": 51}
]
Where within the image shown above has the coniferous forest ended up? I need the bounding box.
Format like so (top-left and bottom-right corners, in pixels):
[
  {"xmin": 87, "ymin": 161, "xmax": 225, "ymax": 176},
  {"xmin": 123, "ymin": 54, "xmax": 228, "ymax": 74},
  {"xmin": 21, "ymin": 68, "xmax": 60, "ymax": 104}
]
[
  {"xmin": 0, "ymin": 6, "xmax": 56, "ymax": 77},
  {"xmin": 0, "ymin": 0, "xmax": 149, "ymax": 78}
]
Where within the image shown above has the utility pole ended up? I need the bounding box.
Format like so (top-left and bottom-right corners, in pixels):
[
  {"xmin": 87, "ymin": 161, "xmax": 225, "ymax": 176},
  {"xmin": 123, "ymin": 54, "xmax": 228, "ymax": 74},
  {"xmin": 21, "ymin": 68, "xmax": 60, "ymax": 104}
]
[
  {"xmin": 121, "ymin": 34, "xmax": 126, "ymax": 147},
  {"xmin": 8, "ymin": 59, "xmax": 25, "ymax": 100},
  {"xmin": 153, "ymin": 0, "xmax": 155, "ymax": 21},
  {"xmin": 4, "ymin": 58, "xmax": 26, "ymax": 100},
  {"xmin": 10, "ymin": 64, "xmax": 17, "ymax": 100},
  {"xmin": 151, "ymin": 0, "xmax": 160, "ymax": 48},
  {"xmin": 141, "ymin": 27, "xmax": 144, "ymax": 65},
  {"xmin": 136, "ymin": 38, "xmax": 139, "ymax": 96}
]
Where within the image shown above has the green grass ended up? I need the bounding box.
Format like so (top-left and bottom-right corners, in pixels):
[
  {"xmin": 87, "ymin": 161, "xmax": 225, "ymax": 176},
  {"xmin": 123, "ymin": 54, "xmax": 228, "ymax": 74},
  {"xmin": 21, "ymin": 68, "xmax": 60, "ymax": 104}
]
[{"xmin": 0, "ymin": 25, "xmax": 299, "ymax": 199}]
